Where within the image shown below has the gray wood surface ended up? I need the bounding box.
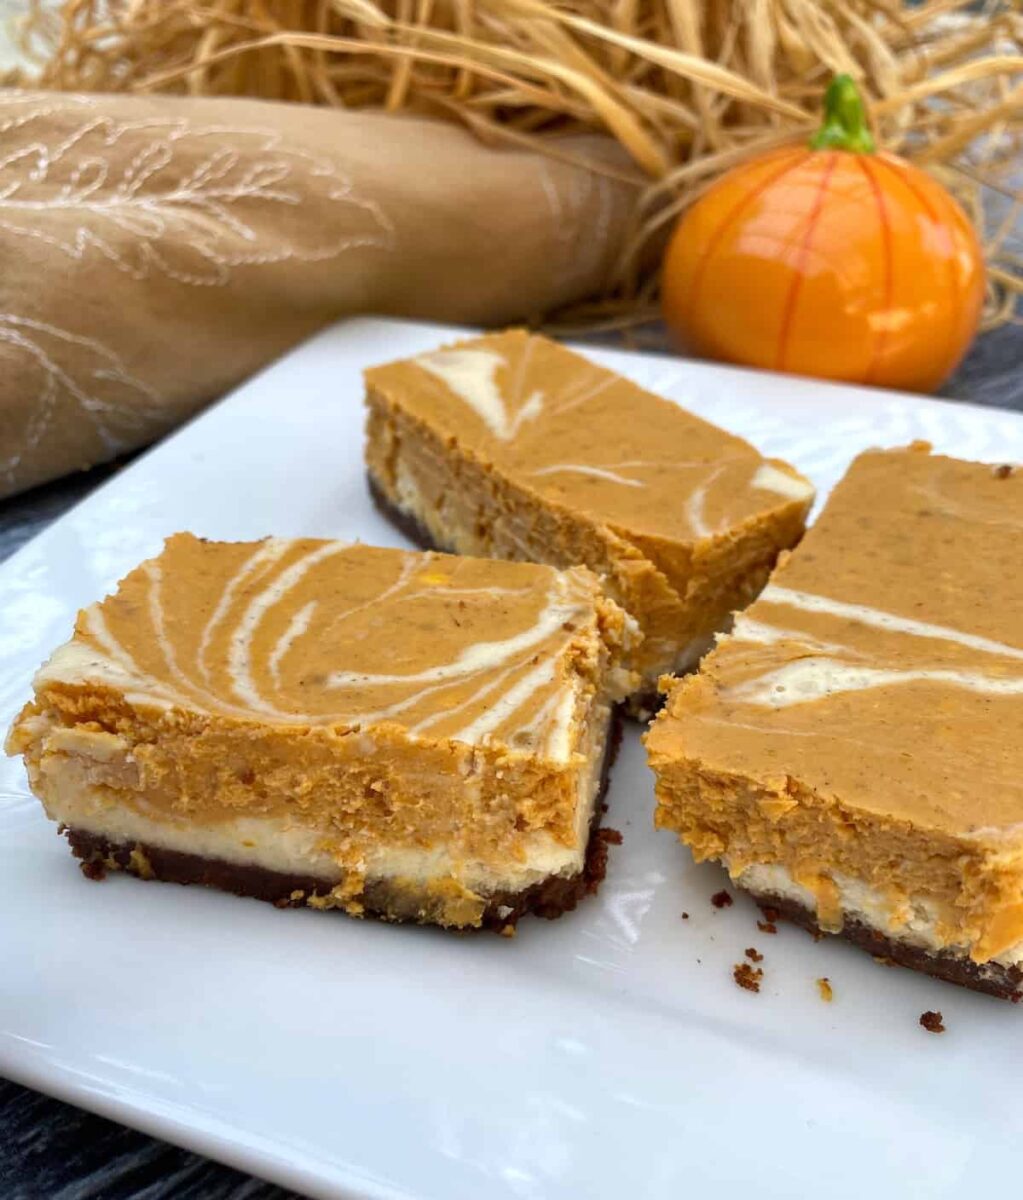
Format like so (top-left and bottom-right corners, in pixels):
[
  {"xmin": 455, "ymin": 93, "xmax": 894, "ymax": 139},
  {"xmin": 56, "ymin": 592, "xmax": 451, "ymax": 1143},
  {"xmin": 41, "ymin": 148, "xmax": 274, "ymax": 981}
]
[{"xmin": 1, "ymin": 322, "xmax": 1020, "ymax": 1200}]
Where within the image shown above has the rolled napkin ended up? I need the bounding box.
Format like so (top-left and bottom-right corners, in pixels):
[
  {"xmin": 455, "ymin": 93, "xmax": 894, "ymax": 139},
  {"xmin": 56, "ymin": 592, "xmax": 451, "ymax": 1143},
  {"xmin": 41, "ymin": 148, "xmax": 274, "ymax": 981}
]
[{"xmin": 0, "ymin": 89, "xmax": 637, "ymax": 498}]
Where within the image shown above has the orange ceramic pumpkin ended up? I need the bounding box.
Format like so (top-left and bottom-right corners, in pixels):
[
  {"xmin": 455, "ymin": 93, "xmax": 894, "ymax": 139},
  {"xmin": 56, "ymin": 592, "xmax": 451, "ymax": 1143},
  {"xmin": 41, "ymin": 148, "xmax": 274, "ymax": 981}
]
[{"xmin": 662, "ymin": 76, "xmax": 985, "ymax": 392}]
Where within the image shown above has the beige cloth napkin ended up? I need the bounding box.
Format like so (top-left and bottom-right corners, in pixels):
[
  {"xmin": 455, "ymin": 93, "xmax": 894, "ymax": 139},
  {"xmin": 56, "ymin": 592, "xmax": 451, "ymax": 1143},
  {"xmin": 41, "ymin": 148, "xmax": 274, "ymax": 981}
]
[{"xmin": 0, "ymin": 89, "xmax": 637, "ymax": 498}]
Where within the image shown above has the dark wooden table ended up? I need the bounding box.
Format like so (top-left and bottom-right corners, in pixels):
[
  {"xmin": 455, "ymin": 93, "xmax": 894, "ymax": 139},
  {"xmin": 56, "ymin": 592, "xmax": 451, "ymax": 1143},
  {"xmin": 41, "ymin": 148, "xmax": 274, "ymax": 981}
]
[{"xmin": 2, "ymin": 323, "xmax": 1021, "ymax": 1200}]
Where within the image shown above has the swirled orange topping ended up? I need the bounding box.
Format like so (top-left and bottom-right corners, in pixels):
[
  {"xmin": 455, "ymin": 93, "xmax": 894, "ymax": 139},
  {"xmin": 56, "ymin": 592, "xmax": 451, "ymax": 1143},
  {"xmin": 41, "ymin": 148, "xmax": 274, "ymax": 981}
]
[
  {"xmin": 8, "ymin": 537, "xmax": 635, "ymax": 928},
  {"xmin": 365, "ymin": 330, "xmax": 813, "ymax": 697},
  {"xmin": 647, "ymin": 448, "xmax": 1023, "ymax": 966}
]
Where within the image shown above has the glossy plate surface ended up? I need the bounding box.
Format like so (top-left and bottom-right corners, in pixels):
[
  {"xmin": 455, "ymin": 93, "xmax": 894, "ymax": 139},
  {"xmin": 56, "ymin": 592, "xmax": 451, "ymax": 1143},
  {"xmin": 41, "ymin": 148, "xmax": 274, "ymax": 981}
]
[{"xmin": 2, "ymin": 318, "xmax": 1022, "ymax": 1200}]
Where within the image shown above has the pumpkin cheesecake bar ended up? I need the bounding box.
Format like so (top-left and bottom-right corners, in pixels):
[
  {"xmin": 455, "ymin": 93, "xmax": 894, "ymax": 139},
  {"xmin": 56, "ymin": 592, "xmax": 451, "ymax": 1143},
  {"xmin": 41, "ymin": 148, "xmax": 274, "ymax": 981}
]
[
  {"xmin": 7, "ymin": 534, "xmax": 636, "ymax": 930},
  {"xmin": 646, "ymin": 447, "xmax": 1023, "ymax": 997},
  {"xmin": 364, "ymin": 330, "xmax": 813, "ymax": 712}
]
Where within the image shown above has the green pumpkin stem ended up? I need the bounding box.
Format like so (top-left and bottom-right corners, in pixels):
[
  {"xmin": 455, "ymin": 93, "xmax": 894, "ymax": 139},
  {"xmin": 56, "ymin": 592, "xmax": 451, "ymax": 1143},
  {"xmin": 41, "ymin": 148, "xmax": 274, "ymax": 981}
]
[{"xmin": 810, "ymin": 74, "xmax": 876, "ymax": 154}]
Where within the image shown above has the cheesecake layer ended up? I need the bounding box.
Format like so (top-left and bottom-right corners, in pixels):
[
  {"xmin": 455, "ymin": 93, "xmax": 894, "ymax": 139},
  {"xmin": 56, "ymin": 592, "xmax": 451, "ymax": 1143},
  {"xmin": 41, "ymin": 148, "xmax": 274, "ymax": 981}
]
[
  {"xmin": 8, "ymin": 535, "xmax": 635, "ymax": 928},
  {"xmin": 60, "ymin": 709, "xmax": 622, "ymax": 929},
  {"xmin": 646, "ymin": 448, "xmax": 1023, "ymax": 991},
  {"xmin": 364, "ymin": 330, "xmax": 813, "ymax": 701},
  {"xmin": 39, "ymin": 696, "xmax": 616, "ymax": 898}
]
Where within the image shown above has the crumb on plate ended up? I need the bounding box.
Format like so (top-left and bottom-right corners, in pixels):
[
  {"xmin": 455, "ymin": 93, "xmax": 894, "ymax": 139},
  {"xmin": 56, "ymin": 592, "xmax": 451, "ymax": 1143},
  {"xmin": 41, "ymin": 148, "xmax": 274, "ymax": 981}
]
[
  {"xmin": 757, "ymin": 906, "xmax": 779, "ymax": 933},
  {"xmin": 733, "ymin": 962, "xmax": 763, "ymax": 993}
]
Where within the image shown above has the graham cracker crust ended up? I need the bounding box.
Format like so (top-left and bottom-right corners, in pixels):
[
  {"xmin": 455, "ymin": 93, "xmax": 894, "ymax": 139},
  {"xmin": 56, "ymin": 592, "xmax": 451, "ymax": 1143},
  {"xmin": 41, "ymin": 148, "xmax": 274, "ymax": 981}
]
[
  {"xmin": 749, "ymin": 889, "xmax": 1023, "ymax": 1001},
  {"xmin": 65, "ymin": 712, "xmax": 623, "ymax": 933}
]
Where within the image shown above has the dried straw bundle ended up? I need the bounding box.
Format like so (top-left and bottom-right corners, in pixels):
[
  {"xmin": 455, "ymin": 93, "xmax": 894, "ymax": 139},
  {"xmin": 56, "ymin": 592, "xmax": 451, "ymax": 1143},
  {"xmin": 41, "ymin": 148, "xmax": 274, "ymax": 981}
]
[{"xmin": 10, "ymin": 0, "xmax": 1023, "ymax": 329}]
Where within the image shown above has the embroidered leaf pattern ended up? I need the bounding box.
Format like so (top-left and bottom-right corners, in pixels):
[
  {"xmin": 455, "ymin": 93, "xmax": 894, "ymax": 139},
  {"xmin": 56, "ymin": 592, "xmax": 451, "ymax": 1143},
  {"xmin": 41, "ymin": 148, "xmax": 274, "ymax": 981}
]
[
  {"xmin": 0, "ymin": 95, "xmax": 395, "ymax": 285},
  {"xmin": 0, "ymin": 92, "xmax": 397, "ymax": 493},
  {"xmin": 0, "ymin": 313, "xmax": 164, "ymax": 488}
]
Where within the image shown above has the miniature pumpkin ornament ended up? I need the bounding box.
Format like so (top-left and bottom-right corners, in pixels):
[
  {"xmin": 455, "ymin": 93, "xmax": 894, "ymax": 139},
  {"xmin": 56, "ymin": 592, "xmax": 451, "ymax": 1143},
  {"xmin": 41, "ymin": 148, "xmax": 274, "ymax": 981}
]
[{"xmin": 662, "ymin": 76, "xmax": 985, "ymax": 392}]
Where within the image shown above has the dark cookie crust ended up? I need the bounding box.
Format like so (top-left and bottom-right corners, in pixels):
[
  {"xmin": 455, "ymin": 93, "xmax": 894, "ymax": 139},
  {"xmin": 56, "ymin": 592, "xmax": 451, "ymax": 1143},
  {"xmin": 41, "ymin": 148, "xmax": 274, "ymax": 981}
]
[
  {"xmin": 367, "ymin": 470, "xmax": 441, "ymax": 555},
  {"xmin": 65, "ymin": 713, "xmax": 623, "ymax": 933},
  {"xmin": 749, "ymin": 888, "xmax": 1023, "ymax": 1001}
]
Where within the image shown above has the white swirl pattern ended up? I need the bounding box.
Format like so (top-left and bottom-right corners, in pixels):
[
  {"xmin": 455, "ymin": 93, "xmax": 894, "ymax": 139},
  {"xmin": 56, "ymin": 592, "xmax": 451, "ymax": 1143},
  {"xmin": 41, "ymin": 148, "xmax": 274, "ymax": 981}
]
[{"xmin": 31, "ymin": 537, "xmax": 598, "ymax": 761}]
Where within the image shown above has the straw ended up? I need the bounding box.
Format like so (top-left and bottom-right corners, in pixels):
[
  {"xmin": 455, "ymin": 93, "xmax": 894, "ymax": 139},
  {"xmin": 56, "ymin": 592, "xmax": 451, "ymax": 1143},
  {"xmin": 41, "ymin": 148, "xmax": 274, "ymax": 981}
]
[{"xmin": 9, "ymin": 0, "xmax": 1022, "ymax": 327}]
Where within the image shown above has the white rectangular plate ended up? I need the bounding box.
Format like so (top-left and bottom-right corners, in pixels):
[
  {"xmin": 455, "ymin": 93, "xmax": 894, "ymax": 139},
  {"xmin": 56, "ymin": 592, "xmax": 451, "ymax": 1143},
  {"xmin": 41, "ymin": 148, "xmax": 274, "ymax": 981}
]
[{"xmin": 3, "ymin": 318, "xmax": 1023, "ymax": 1200}]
